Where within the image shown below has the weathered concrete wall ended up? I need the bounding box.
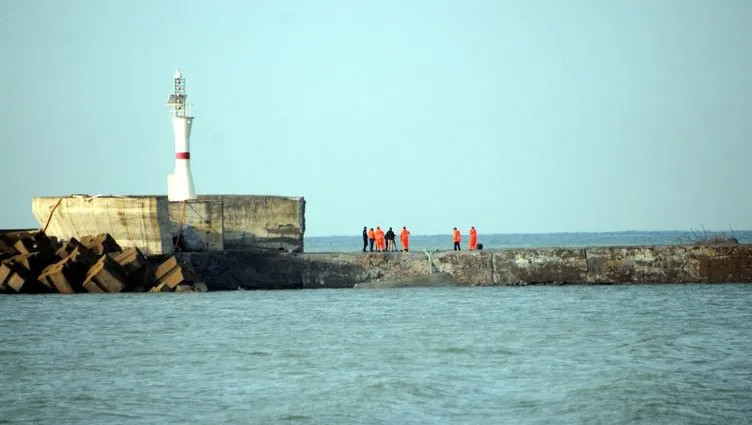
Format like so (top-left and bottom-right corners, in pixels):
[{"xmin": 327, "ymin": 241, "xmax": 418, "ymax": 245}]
[
  {"xmin": 179, "ymin": 244, "xmax": 752, "ymax": 290},
  {"xmin": 32, "ymin": 196, "xmax": 173, "ymax": 255},
  {"xmin": 198, "ymin": 195, "xmax": 305, "ymax": 253},
  {"xmin": 168, "ymin": 200, "xmax": 224, "ymax": 251}
]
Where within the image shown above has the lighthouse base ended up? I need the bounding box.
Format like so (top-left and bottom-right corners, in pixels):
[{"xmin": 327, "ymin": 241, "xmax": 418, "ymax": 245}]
[{"xmin": 168, "ymin": 173, "xmax": 196, "ymax": 202}]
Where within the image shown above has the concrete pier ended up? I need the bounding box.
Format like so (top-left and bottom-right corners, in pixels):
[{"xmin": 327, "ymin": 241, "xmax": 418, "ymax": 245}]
[
  {"xmin": 198, "ymin": 195, "xmax": 305, "ymax": 253},
  {"xmin": 32, "ymin": 194, "xmax": 305, "ymax": 256},
  {"xmin": 179, "ymin": 244, "xmax": 752, "ymax": 290}
]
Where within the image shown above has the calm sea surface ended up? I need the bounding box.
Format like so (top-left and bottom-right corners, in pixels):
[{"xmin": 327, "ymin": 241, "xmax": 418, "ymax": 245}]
[{"xmin": 2, "ymin": 285, "xmax": 751, "ymax": 424}]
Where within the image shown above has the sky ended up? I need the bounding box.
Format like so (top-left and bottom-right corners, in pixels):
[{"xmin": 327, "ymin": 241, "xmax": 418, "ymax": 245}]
[{"xmin": 1, "ymin": 0, "xmax": 751, "ymax": 237}]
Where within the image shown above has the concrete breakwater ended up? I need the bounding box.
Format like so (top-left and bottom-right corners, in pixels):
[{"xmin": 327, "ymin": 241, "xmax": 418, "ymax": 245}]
[
  {"xmin": 32, "ymin": 195, "xmax": 306, "ymax": 255},
  {"xmin": 179, "ymin": 243, "xmax": 752, "ymax": 289},
  {"xmin": 1, "ymin": 231, "xmax": 205, "ymax": 294}
]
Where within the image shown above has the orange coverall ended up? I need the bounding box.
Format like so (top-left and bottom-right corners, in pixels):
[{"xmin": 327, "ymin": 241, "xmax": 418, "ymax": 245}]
[
  {"xmin": 400, "ymin": 228, "xmax": 410, "ymax": 251},
  {"xmin": 469, "ymin": 228, "xmax": 477, "ymax": 250},
  {"xmin": 375, "ymin": 228, "xmax": 385, "ymax": 251}
]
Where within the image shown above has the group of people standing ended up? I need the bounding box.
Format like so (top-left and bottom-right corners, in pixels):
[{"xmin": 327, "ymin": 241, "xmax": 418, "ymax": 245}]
[
  {"xmin": 363, "ymin": 226, "xmax": 411, "ymax": 252},
  {"xmin": 361, "ymin": 226, "xmax": 480, "ymax": 252},
  {"xmin": 452, "ymin": 226, "xmax": 479, "ymax": 251}
]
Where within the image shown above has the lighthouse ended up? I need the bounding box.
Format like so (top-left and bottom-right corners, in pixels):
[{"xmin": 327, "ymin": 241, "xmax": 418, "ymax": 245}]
[{"xmin": 167, "ymin": 69, "xmax": 196, "ymax": 201}]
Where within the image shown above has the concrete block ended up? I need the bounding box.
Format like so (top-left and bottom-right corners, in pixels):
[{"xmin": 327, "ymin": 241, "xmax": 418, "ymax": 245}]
[
  {"xmin": 193, "ymin": 282, "xmax": 208, "ymax": 292},
  {"xmin": 80, "ymin": 234, "xmax": 122, "ymax": 256},
  {"xmin": 83, "ymin": 279, "xmax": 105, "ymax": 293},
  {"xmin": 4, "ymin": 265, "xmax": 52, "ymax": 294},
  {"xmin": 48, "ymin": 235, "xmax": 61, "ymax": 252},
  {"xmin": 6, "ymin": 272, "xmax": 27, "ymax": 293},
  {"xmin": 9, "ymin": 253, "xmax": 48, "ymax": 276},
  {"xmin": 148, "ymin": 282, "xmax": 172, "ymax": 292},
  {"xmin": 13, "ymin": 237, "xmax": 36, "ymax": 255},
  {"xmin": 38, "ymin": 263, "xmax": 76, "ymax": 294},
  {"xmin": 174, "ymin": 284, "xmax": 196, "ymax": 292},
  {"xmin": 65, "ymin": 246, "xmax": 98, "ymax": 268},
  {"xmin": 40, "ymin": 255, "xmax": 89, "ymax": 293},
  {"xmin": 0, "ymin": 231, "xmax": 32, "ymax": 245},
  {"xmin": 85, "ymin": 256, "xmax": 129, "ymax": 293},
  {"xmin": 127, "ymin": 265, "xmax": 157, "ymax": 291},
  {"xmin": 12, "ymin": 233, "xmax": 57, "ymax": 265},
  {"xmin": 0, "ymin": 238, "xmax": 18, "ymax": 256},
  {"xmin": 111, "ymin": 247, "xmax": 157, "ymax": 290},
  {"xmin": 31, "ymin": 231, "xmax": 55, "ymax": 251},
  {"xmin": 0, "ymin": 263, "xmax": 13, "ymax": 293},
  {"xmin": 160, "ymin": 266, "xmax": 191, "ymax": 289},
  {"xmin": 56, "ymin": 237, "xmax": 83, "ymax": 257},
  {"xmin": 113, "ymin": 247, "xmax": 148, "ymax": 274},
  {"xmin": 155, "ymin": 256, "xmax": 178, "ymax": 280}
]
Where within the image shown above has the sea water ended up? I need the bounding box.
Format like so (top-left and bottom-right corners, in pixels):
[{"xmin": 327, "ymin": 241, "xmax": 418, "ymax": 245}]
[{"xmin": 1, "ymin": 284, "xmax": 751, "ymax": 424}]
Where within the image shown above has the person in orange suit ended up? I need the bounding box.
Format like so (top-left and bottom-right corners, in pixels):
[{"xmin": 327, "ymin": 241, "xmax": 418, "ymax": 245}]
[
  {"xmin": 469, "ymin": 226, "xmax": 477, "ymax": 250},
  {"xmin": 400, "ymin": 226, "xmax": 411, "ymax": 252},
  {"xmin": 452, "ymin": 227, "xmax": 461, "ymax": 251},
  {"xmin": 367, "ymin": 228, "xmax": 375, "ymax": 252},
  {"xmin": 375, "ymin": 226, "xmax": 385, "ymax": 252}
]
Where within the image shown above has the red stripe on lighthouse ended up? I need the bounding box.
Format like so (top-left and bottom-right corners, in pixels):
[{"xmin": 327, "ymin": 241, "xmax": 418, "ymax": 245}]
[{"xmin": 176, "ymin": 152, "xmax": 190, "ymax": 159}]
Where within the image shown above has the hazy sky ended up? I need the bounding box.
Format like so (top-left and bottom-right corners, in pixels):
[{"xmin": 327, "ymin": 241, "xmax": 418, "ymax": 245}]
[{"xmin": 1, "ymin": 0, "xmax": 751, "ymax": 236}]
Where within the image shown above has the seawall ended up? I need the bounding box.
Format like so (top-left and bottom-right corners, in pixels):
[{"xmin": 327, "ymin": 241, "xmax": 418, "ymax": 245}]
[
  {"xmin": 32, "ymin": 196, "xmax": 172, "ymax": 256},
  {"xmin": 198, "ymin": 195, "xmax": 305, "ymax": 253},
  {"xmin": 178, "ymin": 244, "xmax": 752, "ymax": 290},
  {"xmin": 32, "ymin": 194, "xmax": 306, "ymax": 256}
]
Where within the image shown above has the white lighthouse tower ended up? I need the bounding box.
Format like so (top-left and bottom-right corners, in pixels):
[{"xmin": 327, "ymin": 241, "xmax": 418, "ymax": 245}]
[{"xmin": 167, "ymin": 69, "xmax": 196, "ymax": 201}]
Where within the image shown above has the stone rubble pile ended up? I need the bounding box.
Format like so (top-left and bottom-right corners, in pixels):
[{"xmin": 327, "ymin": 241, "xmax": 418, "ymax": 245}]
[{"xmin": 0, "ymin": 231, "xmax": 206, "ymax": 294}]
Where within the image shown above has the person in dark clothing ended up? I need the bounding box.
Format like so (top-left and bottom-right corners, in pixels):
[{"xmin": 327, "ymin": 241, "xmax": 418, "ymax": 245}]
[
  {"xmin": 385, "ymin": 227, "xmax": 396, "ymax": 252},
  {"xmin": 362, "ymin": 227, "xmax": 368, "ymax": 252}
]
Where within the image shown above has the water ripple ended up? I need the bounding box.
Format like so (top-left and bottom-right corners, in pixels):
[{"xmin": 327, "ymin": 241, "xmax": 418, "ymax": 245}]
[{"xmin": 1, "ymin": 285, "xmax": 751, "ymax": 424}]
